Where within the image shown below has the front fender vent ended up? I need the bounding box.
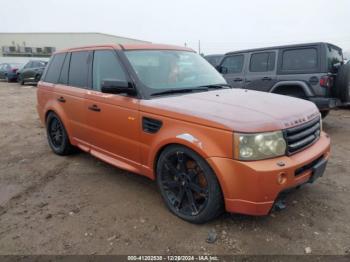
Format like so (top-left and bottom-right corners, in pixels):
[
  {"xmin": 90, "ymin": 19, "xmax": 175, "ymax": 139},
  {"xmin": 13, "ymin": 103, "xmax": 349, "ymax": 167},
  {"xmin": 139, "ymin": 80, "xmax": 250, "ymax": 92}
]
[{"xmin": 142, "ymin": 117, "xmax": 162, "ymax": 134}]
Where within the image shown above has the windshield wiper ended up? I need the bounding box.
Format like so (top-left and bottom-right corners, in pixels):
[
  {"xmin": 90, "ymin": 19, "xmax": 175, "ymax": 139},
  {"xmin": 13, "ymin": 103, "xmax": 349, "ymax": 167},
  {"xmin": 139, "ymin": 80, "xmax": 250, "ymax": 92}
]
[
  {"xmin": 199, "ymin": 84, "xmax": 232, "ymax": 89},
  {"xmin": 150, "ymin": 87, "xmax": 208, "ymax": 97}
]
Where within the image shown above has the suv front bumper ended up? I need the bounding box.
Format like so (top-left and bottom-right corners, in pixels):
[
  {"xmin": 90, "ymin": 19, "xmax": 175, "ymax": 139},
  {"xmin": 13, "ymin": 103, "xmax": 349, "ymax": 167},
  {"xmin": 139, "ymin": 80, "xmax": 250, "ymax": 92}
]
[{"xmin": 207, "ymin": 132, "xmax": 331, "ymax": 216}]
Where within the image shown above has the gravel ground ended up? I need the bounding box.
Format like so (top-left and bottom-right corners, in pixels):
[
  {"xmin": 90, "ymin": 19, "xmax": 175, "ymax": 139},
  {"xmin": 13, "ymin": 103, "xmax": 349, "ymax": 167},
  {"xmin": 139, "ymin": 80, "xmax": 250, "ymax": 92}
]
[{"xmin": 0, "ymin": 81, "xmax": 349, "ymax": 255}]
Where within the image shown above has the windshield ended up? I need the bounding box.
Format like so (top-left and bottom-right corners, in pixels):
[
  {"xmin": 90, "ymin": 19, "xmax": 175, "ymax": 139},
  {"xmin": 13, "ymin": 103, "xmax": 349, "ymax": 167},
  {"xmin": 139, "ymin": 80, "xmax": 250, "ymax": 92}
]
[
  {"xmin": 125, "ymin": 50, "xmax": 227, "ymax": 96},
  {"xmin": 10, "ymin": 63, "xmax": 23, "ymax": 68}
]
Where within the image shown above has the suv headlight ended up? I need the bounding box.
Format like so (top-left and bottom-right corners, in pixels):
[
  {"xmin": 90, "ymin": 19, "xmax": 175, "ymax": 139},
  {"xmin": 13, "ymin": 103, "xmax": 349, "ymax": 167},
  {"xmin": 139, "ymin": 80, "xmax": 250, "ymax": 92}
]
[{"xmin": 234, "ymin": 131, "xmax": 287, "ymax": 161}]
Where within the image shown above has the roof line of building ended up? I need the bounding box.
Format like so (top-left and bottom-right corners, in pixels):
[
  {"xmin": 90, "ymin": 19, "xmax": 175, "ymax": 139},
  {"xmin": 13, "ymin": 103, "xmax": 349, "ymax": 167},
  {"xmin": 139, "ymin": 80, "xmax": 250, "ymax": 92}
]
[{"xmin": 0, "ymin": 32, "xmax": 151, "ymax": 43}]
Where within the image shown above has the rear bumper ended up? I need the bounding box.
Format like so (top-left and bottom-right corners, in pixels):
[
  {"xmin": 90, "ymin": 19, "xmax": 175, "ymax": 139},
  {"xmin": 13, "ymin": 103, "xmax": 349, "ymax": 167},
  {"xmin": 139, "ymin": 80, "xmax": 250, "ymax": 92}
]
[
  {"xmin": 309, "ymin": 97, "xmax": 342, "ymax": 110},
  {"xmin": 207, "ymin": 132, "xmax": 331, "ymax": 216}
]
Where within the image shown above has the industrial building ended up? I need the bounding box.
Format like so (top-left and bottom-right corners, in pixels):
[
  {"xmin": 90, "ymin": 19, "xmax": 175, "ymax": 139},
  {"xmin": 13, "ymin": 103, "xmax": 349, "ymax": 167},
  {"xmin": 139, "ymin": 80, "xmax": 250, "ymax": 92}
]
[{"xmin": 0, "ymin": 32, "xmax": 150, "ymax": 58}]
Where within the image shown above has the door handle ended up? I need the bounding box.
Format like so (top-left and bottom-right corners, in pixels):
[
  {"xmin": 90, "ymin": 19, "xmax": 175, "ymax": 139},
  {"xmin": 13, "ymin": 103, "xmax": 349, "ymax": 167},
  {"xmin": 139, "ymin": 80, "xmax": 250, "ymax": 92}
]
[
  {"xmin": 233, "ymin": 78, "xmax": 243, "ymax": 82},
  {"xmin": 262, "ymin": 77, "xmax": 272, "ymax": 81},
  {"xmin": 57, "ymin": 96, "xmax": 66, "ymax": 103},
  {"xmin": 88, "ymin": 104, "xmax": 101, "ymax": 112}
]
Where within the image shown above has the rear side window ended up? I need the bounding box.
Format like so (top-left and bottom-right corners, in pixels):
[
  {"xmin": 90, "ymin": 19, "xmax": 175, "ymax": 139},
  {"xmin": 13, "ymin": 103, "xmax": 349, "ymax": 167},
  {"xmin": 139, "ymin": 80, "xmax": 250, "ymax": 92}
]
[
  {"xmin": 68, "ymin": 51, "xmax": 90, "ymax": 88},
  {"xmin": 220, "ymin": 55, "xmax": 244, "ymax": 74},
  {"xmin": 92, "ymin": 50, "xmax": 126, "ymax": 91},
  {"xmin": 58, "ymin": 53, "xmax": 71, "ymax": 85},
  {"xmin": 250, "ymin": 52, "xmax": 275, "ymax": 72},
  {"xmin": 281, "ymin": 48, "xmax": 317, "ymax": 71},
  {"xmin": 44, "ymin": 53, "xmax": 66, "ymax": 83},
  {"xmin": 327, "ymin": 45, "xmax": 343, "ymax": 72}
]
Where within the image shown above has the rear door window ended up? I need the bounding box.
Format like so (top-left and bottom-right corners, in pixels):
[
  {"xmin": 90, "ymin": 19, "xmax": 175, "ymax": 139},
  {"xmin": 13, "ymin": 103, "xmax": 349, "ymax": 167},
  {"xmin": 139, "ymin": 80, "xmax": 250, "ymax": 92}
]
[
  {"xmin": 250, "ymin": 52, "xmax": 276, "ymax": 72},
  {"xmin": 44, "ymin": 53, "xmax": 66, "ymax": 83},
  {"xmin": 327, "ymin": 45, "xmax": 343, "ymax": 72},
  {"xmin": 281, "ymin": 48, "xmax": 317, "ymax": 71},
  {"xmin": 92, "ymin": 50, "xmax": 127, "ymax": 91},
  {"xmin": 68, "ymin": 51, "xmax": 91, "ymax": 88},
  {"xmin": 220, "ymin": 55, "xmax": 244, "ymax": 74}
]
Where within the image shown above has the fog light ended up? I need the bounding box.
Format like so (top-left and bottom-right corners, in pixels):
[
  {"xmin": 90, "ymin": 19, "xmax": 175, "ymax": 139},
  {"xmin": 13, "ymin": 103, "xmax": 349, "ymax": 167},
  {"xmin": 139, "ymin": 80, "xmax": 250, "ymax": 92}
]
[{"xmin": 277, "ymin": 172, "xmax": 287, "ymax": 185}]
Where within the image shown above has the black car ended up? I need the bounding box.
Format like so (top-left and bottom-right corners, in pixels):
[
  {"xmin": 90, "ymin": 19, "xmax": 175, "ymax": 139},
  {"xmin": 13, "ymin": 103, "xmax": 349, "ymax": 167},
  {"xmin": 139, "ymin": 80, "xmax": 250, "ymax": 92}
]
[
  {"xmin": 216, "ymin": 42, "xmax": 350, "ymax": 118},
  {"xmin": 17, "ymin": 60, "xmax": 47, "ymax": 85},
  {"xmin": 0, "ymin": 63, "xmax": 23, "ymax": 82}
]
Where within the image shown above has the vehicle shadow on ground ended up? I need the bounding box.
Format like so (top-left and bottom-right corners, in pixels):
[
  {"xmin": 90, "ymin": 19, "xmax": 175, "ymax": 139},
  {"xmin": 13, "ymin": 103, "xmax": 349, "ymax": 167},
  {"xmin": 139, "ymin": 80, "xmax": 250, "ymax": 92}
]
[{"xmin": 70, "ymin": 148, "xmax": 303, "ymax": 227}]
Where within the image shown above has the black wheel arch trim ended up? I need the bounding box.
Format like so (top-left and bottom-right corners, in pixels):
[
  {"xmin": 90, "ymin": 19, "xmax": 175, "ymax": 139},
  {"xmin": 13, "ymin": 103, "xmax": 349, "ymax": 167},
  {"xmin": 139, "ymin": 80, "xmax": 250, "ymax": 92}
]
[{"xmin": 270, "ymin": 81, "xmax": 314, "ymax": 97}]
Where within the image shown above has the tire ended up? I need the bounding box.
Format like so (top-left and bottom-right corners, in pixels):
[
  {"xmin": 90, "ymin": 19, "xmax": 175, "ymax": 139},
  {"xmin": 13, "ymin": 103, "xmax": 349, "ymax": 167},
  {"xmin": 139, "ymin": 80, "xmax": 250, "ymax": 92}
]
[
  {"xmin": 334, "ymin": 63, "xmax": 350, "ymax": 102},
  {"xmin": 18, "ymin": 75, "xmax": 24, "ymax": 85},
  {"xmin": 46, "ymin": 112, "xmax": 74, "ymax": 155},
  {"xmin": 156, "ymin": 145, "xmax": 223, "ymax": 224},
  {"xmin": 34, "ymin": 74, "xmax": 41, "ymax": 82},
  {"xmin": 321, "ymin": 110, "xmax": 330, "ymax": 119}
]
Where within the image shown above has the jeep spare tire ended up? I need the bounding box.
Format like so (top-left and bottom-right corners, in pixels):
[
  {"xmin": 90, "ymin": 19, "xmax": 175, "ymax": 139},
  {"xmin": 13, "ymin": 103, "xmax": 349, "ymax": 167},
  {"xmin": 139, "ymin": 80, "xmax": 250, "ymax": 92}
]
[{"xmin": 335, "ymin": 63, "xmax": 350, "ymax": 102}]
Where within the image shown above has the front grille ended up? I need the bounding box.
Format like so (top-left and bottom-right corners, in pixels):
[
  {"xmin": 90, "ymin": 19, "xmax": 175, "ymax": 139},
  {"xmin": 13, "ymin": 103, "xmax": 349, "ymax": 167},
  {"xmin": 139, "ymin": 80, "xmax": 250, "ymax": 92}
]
[{"xmin": 284, "ymin": 116, "xmax": 321, "ymax": 155}]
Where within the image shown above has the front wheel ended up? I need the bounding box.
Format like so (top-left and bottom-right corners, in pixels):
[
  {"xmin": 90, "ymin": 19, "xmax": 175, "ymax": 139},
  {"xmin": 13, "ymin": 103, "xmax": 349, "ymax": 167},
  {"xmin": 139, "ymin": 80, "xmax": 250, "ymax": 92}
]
[
  {"xmin": 156, "ymin": 145, "xmax": 223, "ymax": 223},
  {"xmin": 46, "ymin": 112, "xmax": 74, "ymax": 155},
  {"xmin": 34, "ymin": 74, "xmax": 41, "ymax": 83},
  {"xmin": 18, "ymin": 75, "xmax": 24, "ymax": 85}
]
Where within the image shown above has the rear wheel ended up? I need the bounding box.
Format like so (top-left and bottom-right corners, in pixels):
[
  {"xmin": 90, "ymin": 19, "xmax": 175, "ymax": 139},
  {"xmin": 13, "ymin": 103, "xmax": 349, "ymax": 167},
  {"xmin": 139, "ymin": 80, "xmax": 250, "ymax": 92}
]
[
  {"xmin": 46, "ymin": 112, "xmax": 74, "ymax": 155},
  {"xmin": 156, "ymin": 145, "xmax": 223, "ymax": 223}
]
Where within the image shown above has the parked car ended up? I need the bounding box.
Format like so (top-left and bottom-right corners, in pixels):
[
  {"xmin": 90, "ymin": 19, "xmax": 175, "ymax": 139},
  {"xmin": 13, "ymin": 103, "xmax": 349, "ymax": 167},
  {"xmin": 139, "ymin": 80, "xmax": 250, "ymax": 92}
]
[
  {"xmin": 0, "ymin": 63, "xmax": 23, "ymax": 82},
  {"xmin": 216, "ymin": 42, "xmax": 350, "ymax": 118},
  {"xmin": 37, "ymin": 44, "xmax": 330, "ymax": 223},
  {"xmin": 204, "ymin": 54, "xmax": 224, "ymax": 67},
  {"xmin": 17, "ymin": 60, "xmax": 47, "ymax": 85}
]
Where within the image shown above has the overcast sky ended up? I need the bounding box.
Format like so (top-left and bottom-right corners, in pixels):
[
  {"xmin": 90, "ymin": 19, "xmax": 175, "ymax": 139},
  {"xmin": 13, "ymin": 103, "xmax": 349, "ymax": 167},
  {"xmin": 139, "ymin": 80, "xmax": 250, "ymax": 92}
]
[{"xmin": 1, "ymin": 0, "xmax": 350, "ymax": 55}]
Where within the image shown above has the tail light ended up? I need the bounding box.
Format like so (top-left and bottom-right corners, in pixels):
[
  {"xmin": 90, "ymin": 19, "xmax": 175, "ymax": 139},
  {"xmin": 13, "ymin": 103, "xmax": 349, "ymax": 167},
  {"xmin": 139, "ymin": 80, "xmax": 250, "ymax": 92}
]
[
  {"xmin": 12, "ymin": 68, "xmax": 18, "ymax": 73},
  {"xmin": 319, "ymin": 75, "xmax": 333, "ymax": 88}
]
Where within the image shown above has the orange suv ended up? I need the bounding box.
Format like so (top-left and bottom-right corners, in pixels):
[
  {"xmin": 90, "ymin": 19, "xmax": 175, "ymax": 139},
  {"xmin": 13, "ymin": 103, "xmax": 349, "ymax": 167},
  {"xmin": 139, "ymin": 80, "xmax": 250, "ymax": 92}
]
[{"xmin": 37, "ymin": 44, "xmax": 330, "ymax": 223}]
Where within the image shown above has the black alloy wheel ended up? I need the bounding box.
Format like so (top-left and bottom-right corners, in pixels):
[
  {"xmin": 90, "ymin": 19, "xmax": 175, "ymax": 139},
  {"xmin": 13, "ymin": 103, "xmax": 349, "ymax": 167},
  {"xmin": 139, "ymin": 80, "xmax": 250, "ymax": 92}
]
[
  {"xmin": 157, "ymin": 145, "xmax": 223, "ymax": 223},
  {"xmin": 46, "ymin": 112, "xmax": 74, "ymax": 155},
  {"xmin": 49, "ymin": 117, "xmax": 64, "ymax": 148}
]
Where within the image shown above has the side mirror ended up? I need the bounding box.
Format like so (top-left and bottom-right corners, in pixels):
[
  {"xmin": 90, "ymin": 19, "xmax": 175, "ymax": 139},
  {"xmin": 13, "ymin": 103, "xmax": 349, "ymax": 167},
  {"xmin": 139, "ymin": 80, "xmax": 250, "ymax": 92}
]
[
  {"xmin": 101, "ymin": 79, "xmax": 136, "ymax": 95},
  {"xmin": 215, "ymin": 65, "xmax": 222, "ymax": 72},
  {"xmin": 216, "ymin": 66, "xmax": 228, "ymax": 74}
]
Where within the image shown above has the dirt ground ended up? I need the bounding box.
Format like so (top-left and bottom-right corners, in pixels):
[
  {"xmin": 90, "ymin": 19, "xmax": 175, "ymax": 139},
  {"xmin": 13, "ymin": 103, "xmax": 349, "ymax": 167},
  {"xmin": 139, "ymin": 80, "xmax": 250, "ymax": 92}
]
[{"xmin": 0, "ymin": 81, "xmax": 349, "ymax": 255}]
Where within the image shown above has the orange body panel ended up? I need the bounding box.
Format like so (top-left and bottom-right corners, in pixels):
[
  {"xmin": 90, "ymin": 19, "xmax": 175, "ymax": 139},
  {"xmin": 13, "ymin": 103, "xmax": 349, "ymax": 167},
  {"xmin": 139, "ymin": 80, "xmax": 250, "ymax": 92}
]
[
  {"xmin": 208, "ymin": 132, "xmax": 330, "ymax": 215},
  {"xmin": 37, "ymin": 43, "xmax": 331, "ymax": 216}
]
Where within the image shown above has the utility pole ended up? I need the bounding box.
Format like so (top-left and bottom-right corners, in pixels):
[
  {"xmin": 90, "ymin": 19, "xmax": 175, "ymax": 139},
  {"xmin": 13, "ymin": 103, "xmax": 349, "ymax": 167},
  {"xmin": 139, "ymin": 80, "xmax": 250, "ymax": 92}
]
[{"xmin": 198, "ymin": 40, "xmax": 201, "ymax": 54}]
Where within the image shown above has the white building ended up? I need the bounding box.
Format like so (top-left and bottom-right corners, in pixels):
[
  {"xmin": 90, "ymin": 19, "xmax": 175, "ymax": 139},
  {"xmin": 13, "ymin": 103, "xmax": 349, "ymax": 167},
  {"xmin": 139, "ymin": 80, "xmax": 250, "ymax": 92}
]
[{"xmin": 0, "ymin": 32, "xmax": 150, "ymax": 58}]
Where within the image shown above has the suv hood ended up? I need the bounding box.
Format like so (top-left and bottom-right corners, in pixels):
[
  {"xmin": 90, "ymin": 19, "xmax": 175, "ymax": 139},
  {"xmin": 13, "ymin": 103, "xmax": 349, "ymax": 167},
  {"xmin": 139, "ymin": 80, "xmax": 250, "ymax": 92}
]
[{"xmin": 140, "ymin": 89, "xmax": 320, "ymax": 132}]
